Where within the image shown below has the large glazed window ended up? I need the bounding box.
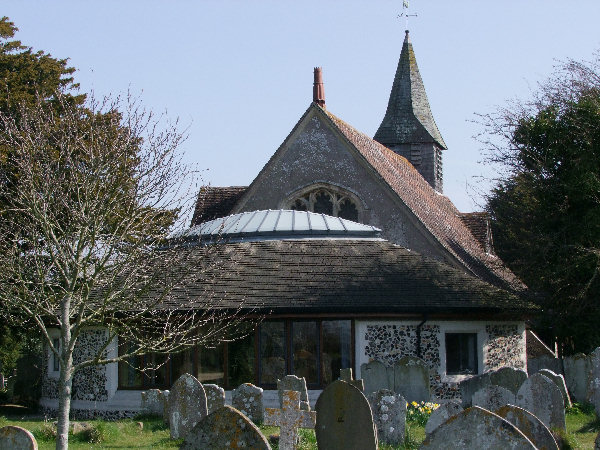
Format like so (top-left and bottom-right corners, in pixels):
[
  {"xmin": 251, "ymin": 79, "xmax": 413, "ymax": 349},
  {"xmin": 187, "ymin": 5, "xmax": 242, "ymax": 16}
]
[
  {"xmin": 259, "ymin": 321, "xmax": 286, "ymax": 384},
  {"xmin": 287, "ymin": 187, "xmax": 359, "ymax": 222}
]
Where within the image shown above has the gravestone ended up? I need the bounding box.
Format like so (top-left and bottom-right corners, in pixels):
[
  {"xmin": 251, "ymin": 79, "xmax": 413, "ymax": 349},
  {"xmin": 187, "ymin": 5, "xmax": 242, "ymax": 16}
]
[
  {"xmin": 361, "ymin": 360, "xmax": 390, "ymax": 394},
  {"xmin": 471, "ymin": 385, "xmax": 515, "ymax": 412},
  {"xmin": 458, "ymin": 372, "xmax": 491, "ymax": 408},
  {"xmin": 538, "ymin": 368, "xmax": 572, "ymax": 408},
  {"xmin": 232, "ymin": 383, "xmax": 264, "ymax": 424},
  {"xmin": 488, "ymin": 367, "xmax": 528, "ymax": 395},
  {"xmin": 265, "ymin": 390, "xmax": 316, "ymax": 450},
  {"xmin": 425, "ymin": 401, "xmax": 463, "ymax": 435},
  {"xmin": 277, "ymin": 375, "xmax": 310, "ymax": 411},
  {"xmin": 141, "ymin": 389, "xmax": 164, "ymax": 416},
  {"xmin": 421, "ymin": 406, "xmax": 536, "ymax": 449},
  {"xmin": 315, "ymin": 380, "xmax": 377, "ymax": 450},
  {"xmin": 168, "ymin": 373, "xmax": 208, "ymax": 440},
  {"xmin": 563, "ymin": 352, "xmax": 591, "ymax": 403},
  {"xmin": 180, "ymin": 405, "xmax": 271, "ymax": 450},
  {"xmin": 393, "ymin": 356, "xmax": 430, "ymax": 402},
  {"xmin": 0, "ymin": 425, "xmax": 38, "ymax": 450},
  {"xmin": 339, "ymin": 368, "xmax": 364, "ymax": 391},
  {"xmin": 516, "ymin": 373, "xmax": 565, "ymax": 430},
  {"xmin": 204, "ymin": 384, "xmax": 226, "ymax": 414},
  {"xmin": 367, "ymin": 389, "xmax": 406, "ymax": 446},
  {"xmin": 495, "ymin": 404, "xmax": 559, "ymax": 450},
  {"xmin": 589, "ymin": 347, "xmax": 600, "ymax": 416},
  {"xmin": 160, "ymin": 390, "xmax": 170, "ymax": 424}
]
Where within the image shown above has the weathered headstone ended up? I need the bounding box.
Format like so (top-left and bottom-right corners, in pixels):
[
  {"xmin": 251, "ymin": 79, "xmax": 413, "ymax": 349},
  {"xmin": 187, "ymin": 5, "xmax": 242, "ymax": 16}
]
[
  {"xmin": 168, "ymin": 373, "xmax": 208, "ymax": 440},
  {"xmin": 488, "ymin": 367, "xmax": 528, "ymax": 395},
  {"xmin": 393, "ymin": 356, "xmax": 430, "ymax": 402},
  {"xmin": 232, "ymin": 383, "xmax": 264, "ymax": 424},
  {"xmin": 564, "ymin": 352, "xmax": 591, "ymax": 403},
  {"xmin": 495, "ymin": 404, "xmax": 559, "ymax": 450},
  {"xmin": 425, "ymin": 401, "xmax": 463, "ymax": 435},
  {"xmin": 160, "ymin": 390, "xmax": 170, "ymax": 424},
  {"xmin": 339, "ymin": 368, "xmax": 365, "ymax": 392},
  {"xmin": 538, "ymin": 368, "xmax": 572, "ymax": 408},
  {"xmin": 361, "ymin": 360, "xmax": 390, "ymax": 394},
  {"xmin": 516, "ymin": 373, "xmax": 565, "ymax": 431},
  {"xmin": 180, "ymin": 405, "xmax": 271, "ymax": 450},
  {"xmin": 265, "ymin": 390, "xmax": 316, "ymax": 450},
  {"xmin": 204, "ymin": 384, "xmax": 226, "ymax": 414},
  {"xmin": 367, "ymin": 389, "xmax": 406, "ymax": 446},
  {"xmin": 315, "ymin": 380, "xmax": 377, "ymax": 450},
  {"xmin": 471, "ymin": 385, "xmax": 515, "ymax": 412},
  {"xmin": 421, "ymin": 406, "xmax": 536, "ymax": 449},
  {"xmin": 277, "ymin": 375, "xmax": 310, "ymax": 411},
  {"xmin": 141, "ymin": 389, "xmax": 164, "ymax": 416},
  {"xmin": 589, "ymin": 347, "xmax": 600, "ymax": 416},
  {"xmin": 0, "ymin": 425, "xmax": 38, "ymax": 450},
  {"xmin": 459, "ymin": 372, "xmax": 491, "ymax": 408}
]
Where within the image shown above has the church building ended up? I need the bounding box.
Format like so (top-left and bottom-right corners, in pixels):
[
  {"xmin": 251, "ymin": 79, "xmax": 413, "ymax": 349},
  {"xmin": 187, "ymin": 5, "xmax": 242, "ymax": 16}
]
[{"xmin": 40, "ymin": 31, "xmax": 534, "ymax": 418}]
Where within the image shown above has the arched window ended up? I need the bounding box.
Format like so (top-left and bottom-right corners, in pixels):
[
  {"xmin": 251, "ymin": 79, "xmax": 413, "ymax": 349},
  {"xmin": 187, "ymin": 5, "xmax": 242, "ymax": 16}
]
[{"xmin": 287, "ymin": 187, "xmax": 359, "ymax": 222}]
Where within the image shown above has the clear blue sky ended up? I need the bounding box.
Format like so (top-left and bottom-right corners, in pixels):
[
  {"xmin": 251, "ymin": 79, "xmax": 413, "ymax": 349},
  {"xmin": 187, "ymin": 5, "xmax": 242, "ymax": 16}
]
[{"xmin": 4, "ymin": 1, "xmax": 600, "ymax": 213}]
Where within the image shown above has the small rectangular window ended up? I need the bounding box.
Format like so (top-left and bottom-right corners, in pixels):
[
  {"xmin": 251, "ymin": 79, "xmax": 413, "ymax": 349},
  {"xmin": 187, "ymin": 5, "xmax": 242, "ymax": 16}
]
[
  {"xmin": 53, "ymin": 338, "xmax": 60, "ymax": 372},
  {"xmin": 446, "ymin": 333, "xmax": 477, "ymax": 375}
]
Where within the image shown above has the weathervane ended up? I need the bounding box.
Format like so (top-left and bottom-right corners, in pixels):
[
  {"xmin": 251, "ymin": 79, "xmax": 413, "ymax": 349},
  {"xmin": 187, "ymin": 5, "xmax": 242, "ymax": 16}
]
[{"xmin": 398, "ymin": 0, "xmax": 417, "ymax": 29}]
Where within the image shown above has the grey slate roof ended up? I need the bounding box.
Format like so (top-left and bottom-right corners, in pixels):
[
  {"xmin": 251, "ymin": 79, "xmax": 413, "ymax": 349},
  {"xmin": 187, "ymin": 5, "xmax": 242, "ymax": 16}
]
[
  {"xmin": 374, "ymin": 30, "xmax": 447, "ymax": 149},
  {"xmin": 155, "ymin": 239, "xmax": 535, "ymax": 317},
  {"xmin": 179, "ymin": 210, "xmax": 381, "ymax": 242}
]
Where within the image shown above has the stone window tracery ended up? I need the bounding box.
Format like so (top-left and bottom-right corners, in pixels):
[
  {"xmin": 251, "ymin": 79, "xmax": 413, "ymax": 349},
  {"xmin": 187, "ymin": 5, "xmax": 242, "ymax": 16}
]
[{"xmin": 287, "ymin": 188, "xmax": 359, "ymax": 222}]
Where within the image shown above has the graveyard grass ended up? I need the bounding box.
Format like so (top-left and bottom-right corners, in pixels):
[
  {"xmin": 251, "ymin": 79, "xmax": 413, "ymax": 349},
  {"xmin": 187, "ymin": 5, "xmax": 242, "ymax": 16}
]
[{"xmin": 1, "ymin": 403, "xmax": 598, "ymax": 449}]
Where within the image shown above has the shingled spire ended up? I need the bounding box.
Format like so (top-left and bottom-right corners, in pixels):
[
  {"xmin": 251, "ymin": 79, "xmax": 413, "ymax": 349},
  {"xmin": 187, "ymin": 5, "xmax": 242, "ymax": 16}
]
[{"xmin": 374, "ymin": 30, "xmax": 447, "ymax": 192}]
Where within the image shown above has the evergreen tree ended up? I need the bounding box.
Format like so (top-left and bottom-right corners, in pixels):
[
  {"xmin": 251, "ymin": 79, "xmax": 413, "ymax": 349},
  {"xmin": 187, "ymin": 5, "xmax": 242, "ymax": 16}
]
[{"xmin": 482, "ymin": 53, "xmax": 600, "ymax": 354}]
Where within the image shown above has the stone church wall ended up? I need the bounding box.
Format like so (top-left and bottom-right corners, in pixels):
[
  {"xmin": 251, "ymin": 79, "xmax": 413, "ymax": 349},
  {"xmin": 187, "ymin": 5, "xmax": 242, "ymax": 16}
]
[
  {"xmin": 356, "ymin": 320, "xmax": 526, "ymax": 401},
  {"xmin": 41, "ymin": 328, "xmax": 118, "ymax": 403}
]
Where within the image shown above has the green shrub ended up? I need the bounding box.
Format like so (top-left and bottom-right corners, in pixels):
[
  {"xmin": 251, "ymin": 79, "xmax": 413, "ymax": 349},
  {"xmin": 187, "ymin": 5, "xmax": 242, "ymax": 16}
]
[{"xmin": 36, "ymin": 422, "xmax": 57, "ymax": 441}]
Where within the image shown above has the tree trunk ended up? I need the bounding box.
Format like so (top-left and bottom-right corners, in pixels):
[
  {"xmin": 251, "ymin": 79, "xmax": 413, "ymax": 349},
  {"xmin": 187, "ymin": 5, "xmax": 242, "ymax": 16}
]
[{"xmin": 56, "ymin": 331, "xmax": 74, "ymax": 450}]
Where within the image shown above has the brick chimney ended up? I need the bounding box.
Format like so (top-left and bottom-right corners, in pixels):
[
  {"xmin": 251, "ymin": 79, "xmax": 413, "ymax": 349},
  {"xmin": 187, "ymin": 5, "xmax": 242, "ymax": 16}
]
[{"xmin": 313, "ymin": 67, "xmax": 325, "ymax": 108}]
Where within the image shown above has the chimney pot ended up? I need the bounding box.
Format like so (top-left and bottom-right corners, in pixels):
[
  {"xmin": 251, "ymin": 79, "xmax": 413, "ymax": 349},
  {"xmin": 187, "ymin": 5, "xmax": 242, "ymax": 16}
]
[{"xmin": 313, "ymin": 67, "xmax": 326, "ymax": 108}]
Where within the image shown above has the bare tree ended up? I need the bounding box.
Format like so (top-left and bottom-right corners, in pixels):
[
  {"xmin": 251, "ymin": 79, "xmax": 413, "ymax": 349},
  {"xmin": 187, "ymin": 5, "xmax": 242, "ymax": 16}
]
[{"xmin": 0, "ymin": 93, "xmax": 255, "ymax": 449}]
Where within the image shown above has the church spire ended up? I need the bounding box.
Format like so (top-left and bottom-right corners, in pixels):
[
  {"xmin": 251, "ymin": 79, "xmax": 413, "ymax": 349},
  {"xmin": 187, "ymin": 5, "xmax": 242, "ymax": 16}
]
[{"xmin": 374, "ymin": 30, "xmax": 447, "ymax": 192}]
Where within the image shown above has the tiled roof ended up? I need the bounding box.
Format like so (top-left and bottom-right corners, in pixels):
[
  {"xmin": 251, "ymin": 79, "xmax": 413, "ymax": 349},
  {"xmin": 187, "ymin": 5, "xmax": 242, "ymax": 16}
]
[
  {"xmin": 321, "ymin": 107, "xmax": 523, "ymax": 291},
  {"xmin": 191, "ymin": 186, "xmax": 247, "ymax": 226},
  {"xmin": 154, "ymin": 240, "xmax": 535, "ymax": 316},
  {"xmin": 459, "ymin": 212, "xmax": 492, "ymax": 253},
  {"xmin": 374, "ymin": 31, "xmax": 447, "ymax": 149}
]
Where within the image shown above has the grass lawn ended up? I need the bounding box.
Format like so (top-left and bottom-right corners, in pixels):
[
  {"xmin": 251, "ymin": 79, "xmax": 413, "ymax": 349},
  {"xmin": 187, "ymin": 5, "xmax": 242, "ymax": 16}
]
[{"xmin": 0, "ymin": 403, "xmax": 598, "ymax": 449}]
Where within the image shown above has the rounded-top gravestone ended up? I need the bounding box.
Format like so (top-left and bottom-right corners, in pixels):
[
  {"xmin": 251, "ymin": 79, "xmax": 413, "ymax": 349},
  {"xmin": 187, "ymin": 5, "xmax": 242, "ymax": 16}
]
[
  {"xmin": 538, "ymin": 368, "xmax": 572, "ymax": 408},
  {"xmin": 0, "ymin": 425, "xmax": 38, "ymax": 450},
  {"xmin": 204, "ymin": 384, "xmax": 226, "ymax": 414},
  {"xmin": 471, "ymin": 385, "xmax": 515, "ymax": 412},
  {"xmin": 168, "ymin": 373, "xmax": 208, "ymax": 440},
  {"xmin": 232, "ymin": 383, "xmax": 264, "ymax": 424},
  {"xmin": 180, "ymin": 405, "xmax": 271, "ymax": 450},
  {"xmin": 424, "ymin": 401, "xmax": 463, "ymax": 435},
  {"xmin": 367, "ymin": 389, "xmax": 406, "ymax": 446},
  {"xmin": 488, "ymin": 367, "xmax": 528, "ymax": 395},
  {"xmin": 421, "ymin": 406, "xmax": 536, "ymax": 449},
  {"xmin": 495, "ymin": 404, "xmax": 559, "ymax": 450},
  {"xmin": 516, "ymin": 372, "xmax": 565, "ymax": 431},
  {"xmin": 393, "ymin": 356, "xmax": 430, "ymax": 402},
  {"xmin": 361, "ymin": 360, "xmax": 391, "ymax": 394},
  {"xmin": 315, "ymin": 380, "xmax": 377, "ymax": 450}
]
